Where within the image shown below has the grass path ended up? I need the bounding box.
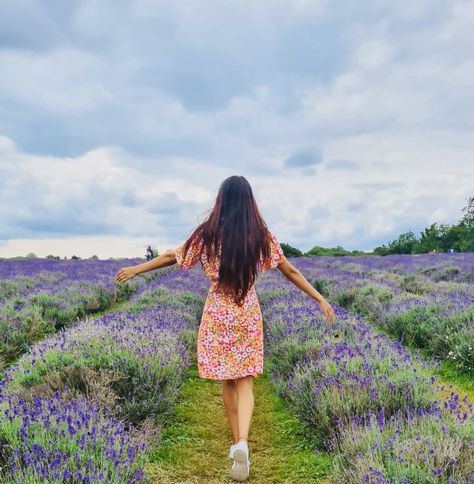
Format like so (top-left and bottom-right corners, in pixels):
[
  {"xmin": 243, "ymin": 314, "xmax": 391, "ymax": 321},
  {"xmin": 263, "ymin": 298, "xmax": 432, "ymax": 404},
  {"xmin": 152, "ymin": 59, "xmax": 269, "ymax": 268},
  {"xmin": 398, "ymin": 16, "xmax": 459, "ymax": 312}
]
[{"xmin": 144, "ymin": 363, "xmax": 333, "ymax": 483}]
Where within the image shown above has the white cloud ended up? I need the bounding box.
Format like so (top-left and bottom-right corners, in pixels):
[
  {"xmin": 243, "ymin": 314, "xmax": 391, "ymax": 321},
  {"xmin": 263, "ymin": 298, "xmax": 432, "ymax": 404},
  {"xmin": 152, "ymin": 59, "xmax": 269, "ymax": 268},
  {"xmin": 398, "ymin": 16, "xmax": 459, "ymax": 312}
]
[
  {"xmin": 1, "ymin": 0, "xmax": 473, "ymax": 255},
  {"xmin": 0, "ymin": 48, "xmax": 111, "ymax": 112},
  {"xmin": 353, "ymin": 39, "xmax": 392, "ymax": 69}
]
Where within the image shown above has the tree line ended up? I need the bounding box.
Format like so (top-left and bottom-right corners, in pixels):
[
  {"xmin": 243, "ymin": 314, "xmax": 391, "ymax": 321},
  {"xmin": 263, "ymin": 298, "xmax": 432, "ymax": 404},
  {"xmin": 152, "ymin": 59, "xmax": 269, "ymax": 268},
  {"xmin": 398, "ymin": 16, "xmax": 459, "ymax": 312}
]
[{"xmin": 281, "ymin": 196, "xmax": 474, "ymax": 257}]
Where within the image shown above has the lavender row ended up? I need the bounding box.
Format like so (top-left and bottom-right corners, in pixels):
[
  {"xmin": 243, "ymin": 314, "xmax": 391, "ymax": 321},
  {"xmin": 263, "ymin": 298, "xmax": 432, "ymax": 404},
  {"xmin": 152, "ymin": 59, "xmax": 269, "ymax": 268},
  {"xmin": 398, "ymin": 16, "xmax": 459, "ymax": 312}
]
[
  {"xmin": 0, "ymin": 258, "xmax": 174, "ymax": 365},
  {"xmin": 256, "ymin": 271, "xmax": 474, "ymax": 483},
  {"xmin": 292, "ymin": 257, "xmax": 474, "ymax": 374},
  {"xmin": 0, "ymin": 266, "xmax": 207, "ymax": 483},
  {"xmin": 300, "ymin": 252, "xmax": 474, "ymax": 284}
]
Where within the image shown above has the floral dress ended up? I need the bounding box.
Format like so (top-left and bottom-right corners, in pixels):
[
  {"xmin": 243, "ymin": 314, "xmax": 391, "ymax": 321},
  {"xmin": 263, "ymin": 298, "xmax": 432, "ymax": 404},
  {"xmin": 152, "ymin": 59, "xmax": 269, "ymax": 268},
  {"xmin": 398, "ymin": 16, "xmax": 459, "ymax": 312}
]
[{"xmin": 173, "ymin": 232, "xmax": 287, "ymax": 380}]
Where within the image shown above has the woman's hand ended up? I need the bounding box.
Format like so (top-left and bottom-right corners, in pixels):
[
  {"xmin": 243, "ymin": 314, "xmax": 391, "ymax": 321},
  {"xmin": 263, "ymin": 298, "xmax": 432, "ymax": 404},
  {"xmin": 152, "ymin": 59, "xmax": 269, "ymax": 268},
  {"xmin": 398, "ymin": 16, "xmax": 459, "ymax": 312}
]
[
  {"xmin": 318, "ymin": 298, "xmax": 335, "ymax": 323},
  {"xmin": 115, "ymin": 266, "xmax": 139, "ymax": 283}
]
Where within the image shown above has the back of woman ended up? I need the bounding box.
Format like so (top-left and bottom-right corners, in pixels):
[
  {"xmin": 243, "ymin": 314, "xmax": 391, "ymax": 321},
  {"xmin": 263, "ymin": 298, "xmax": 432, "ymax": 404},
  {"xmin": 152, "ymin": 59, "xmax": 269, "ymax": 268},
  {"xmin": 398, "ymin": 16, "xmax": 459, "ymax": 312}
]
[{"xmin": 115, "ymin": 175, "xmax": 334, "ymax": 482}]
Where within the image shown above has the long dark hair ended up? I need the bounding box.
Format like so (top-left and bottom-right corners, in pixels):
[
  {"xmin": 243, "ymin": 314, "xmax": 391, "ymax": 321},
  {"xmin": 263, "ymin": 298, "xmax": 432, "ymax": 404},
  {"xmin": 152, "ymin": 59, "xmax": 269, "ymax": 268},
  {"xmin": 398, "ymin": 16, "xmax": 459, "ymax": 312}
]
[{"xmin": 181, "ymin": 175, "xmax": 272, "ymax": 306}]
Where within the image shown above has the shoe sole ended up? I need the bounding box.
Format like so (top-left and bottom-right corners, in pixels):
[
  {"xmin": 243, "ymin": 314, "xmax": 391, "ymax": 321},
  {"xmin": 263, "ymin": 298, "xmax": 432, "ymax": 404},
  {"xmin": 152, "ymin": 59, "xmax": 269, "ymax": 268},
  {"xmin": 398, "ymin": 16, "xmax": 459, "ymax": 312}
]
[{"xmin": 231, "ymin": 449, "xmax": 249, "ymax": 481}]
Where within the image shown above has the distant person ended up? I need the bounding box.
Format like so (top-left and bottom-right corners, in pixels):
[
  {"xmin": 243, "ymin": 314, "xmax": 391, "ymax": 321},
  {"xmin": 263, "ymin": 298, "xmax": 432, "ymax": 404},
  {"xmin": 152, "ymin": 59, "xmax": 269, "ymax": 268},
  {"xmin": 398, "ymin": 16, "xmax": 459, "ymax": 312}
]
[
  {"xmin": 146, "ymin": 246, "xmax": 153, "ymax": 261},
  {"xmin": 448, "ymin": 248, "xmax": 455, "ymax": 254},
  {"xmin": 115, "ymin": 175, "xmax": 335, "ymax": 481}
]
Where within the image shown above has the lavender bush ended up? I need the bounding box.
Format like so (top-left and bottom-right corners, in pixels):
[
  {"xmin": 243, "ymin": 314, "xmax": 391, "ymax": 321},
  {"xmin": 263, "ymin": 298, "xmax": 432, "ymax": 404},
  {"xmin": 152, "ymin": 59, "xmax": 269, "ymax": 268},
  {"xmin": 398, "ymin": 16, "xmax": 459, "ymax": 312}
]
[
  {"xmin": 0, "ymin": 258, "xmax": 173, "ymax": 365},
  {"xmin": 0, "ymin": 266, "xmax": 208, "ymax": 482},
  {"xmin": 331, "ymin": 400, "xmax": 474, "ymax": 483},
  {"xmin": 256, "ymin": 268, "xmax": 474, "ymax": 482},
  {"xmin": 292, "ymin": 255, "xmax": 474, "ymax": 374}
]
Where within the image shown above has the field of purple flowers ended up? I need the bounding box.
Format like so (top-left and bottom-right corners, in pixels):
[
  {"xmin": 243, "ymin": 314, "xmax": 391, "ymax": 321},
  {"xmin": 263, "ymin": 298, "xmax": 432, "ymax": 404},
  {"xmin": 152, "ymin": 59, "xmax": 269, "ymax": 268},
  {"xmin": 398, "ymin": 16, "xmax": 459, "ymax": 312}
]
[
  {"xmin": 0, "ymin": 264, "xmax": 208, "ymax": 483},
  {"xmin": 256, "ymin": 257, "xmax": 474, "ymax": 483},
  {"xmin": 1, "ymin": 254, "xmax": 472, "ymax": 482},
  {"xmin": 0, "ymin": 258, "xmax": 174, "ymax": 365},
  {"xmin": 291, "ymin": 253, "xmax": 474, "ymax": 375}
]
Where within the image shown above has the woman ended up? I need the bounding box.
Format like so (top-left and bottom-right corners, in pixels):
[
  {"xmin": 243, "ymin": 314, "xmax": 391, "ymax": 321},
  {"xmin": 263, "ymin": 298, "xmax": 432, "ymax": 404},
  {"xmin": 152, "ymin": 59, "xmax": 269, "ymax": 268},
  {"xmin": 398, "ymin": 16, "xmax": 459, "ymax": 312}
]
[{"xmin": 115, "ymin": 175, "xmax": 334, "ymax": 481}]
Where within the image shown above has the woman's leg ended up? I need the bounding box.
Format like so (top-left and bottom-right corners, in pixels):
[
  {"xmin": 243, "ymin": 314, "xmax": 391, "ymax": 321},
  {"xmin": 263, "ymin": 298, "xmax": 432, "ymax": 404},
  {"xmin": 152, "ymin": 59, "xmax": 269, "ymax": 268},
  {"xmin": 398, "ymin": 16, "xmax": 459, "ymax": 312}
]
[
  {"xmin": 234, "ymin": 375, "xmax": 254, "ymax": 442},
  {"xmin": 222, "ymin": 379, "xmax": 239, "ymax": 444}
]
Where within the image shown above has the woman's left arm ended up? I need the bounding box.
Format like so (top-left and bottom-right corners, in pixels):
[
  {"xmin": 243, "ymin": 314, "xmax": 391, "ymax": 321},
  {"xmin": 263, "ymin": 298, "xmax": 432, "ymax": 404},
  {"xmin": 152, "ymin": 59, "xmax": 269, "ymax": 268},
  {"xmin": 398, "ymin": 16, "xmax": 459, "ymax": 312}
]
[{"xmin": 115, "ymin": 249, "xmax": 177, "ymax": 283}]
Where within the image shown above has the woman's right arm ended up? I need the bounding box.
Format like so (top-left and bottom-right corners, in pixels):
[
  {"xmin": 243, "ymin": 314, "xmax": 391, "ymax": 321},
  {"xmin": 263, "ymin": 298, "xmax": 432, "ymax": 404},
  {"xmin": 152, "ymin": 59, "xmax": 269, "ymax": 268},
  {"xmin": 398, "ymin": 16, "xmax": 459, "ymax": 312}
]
[
  {"xmin": 115, "ymin": 249, "xmax": 177, "ymax": 283},
  {"xmin": 276, "ymin": 259, "xmax": 335, "ymax": 323}
]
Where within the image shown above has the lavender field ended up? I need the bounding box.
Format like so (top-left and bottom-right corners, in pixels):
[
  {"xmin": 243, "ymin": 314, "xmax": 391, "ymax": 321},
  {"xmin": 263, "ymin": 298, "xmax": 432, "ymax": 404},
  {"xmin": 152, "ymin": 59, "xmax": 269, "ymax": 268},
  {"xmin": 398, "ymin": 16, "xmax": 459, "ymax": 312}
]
[
  {"xmin": 0, "ymin": 258, "xmax": 174, "ymax": 365},
  {"xmin": 256, "ymin": 265, "xmax": 473, "ymax": 483},
  {"xmin": 0, "ymin": 255, "xmax": 473, "ymax": 483},
  {"xmin": 291, "ymin": 253, "xmax": 474, "ymax": 375},
  {"xmin": 0, "ymin": 261, "xmax": 207, "ymax": 482}
]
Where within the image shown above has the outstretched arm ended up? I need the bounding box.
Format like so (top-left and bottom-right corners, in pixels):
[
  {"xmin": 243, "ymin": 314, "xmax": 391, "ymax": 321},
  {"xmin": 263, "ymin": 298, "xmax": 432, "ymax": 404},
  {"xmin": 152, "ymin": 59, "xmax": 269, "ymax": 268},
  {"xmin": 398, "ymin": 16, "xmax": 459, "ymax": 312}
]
[
  {"xmin": 134, "ymin": 249, "xmax": 177, "ymax": 274},
  {"xmin": 276, "ymin": 259, "xmax": 335, "ymax": 323},
  {"xmin": 115, "ymin": 249, "xmax": 177, "ymax": 283}
]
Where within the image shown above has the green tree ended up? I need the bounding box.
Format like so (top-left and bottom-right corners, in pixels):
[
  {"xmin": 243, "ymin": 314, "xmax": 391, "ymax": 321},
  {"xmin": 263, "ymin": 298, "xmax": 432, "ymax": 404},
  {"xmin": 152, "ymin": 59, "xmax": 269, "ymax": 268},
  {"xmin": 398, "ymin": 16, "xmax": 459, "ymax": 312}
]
[
  {"xmin": 415, "ymin": 223, "xmax": 443, "ymax": 253},
  {"xmin": 387, "ymin": 231, "xmax": 419, "ymax": 254},
  {"xmin": 305, "ymin": 245, "xmax": 365, "ymax": 256},
  {"xmin": 459, "ymin": 196, "xmax": 474, "ymax": 251},
  {"xmin": 280, "ymin": 242, "xmax": 303, "ymax": 257},
  {"xmin": 372, "ymin": 244, "xmax": 390, "ymax": 255},
  {"xmin": 444, "ymin": 223, "xmax": 471, "ymax": 252},
  {"xmin": 461, "ymin": 196, "xmax": 474, "ymax": 229}
]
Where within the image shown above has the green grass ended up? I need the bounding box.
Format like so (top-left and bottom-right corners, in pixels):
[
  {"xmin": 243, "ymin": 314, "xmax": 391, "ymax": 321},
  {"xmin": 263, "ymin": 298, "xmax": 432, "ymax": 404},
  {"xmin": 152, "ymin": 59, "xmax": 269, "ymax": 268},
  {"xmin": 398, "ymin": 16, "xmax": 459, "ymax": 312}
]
[
  {"xmin": 433, "ymin": 360, "xmax": 474, "ymax": 410},
  {"xmin": 87, "ymin": 298, "xmax": 130, "ymax": 318},
  {"xmin": 144, "ymin": 363, "xmax": 332, "ymax": 483},
  {"xmin": 436, "ymin": 360, "xmax": 474, "ymax": 393}
]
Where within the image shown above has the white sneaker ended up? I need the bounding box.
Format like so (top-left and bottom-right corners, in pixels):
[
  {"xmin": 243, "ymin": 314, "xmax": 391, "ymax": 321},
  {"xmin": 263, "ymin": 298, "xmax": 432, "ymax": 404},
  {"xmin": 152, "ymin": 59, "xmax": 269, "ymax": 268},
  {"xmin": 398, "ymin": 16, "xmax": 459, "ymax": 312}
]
[
  {"xmin": 229, "ymin": 443, "xmax": 238, "ymax": 459},
  {"xmin": 230, "ymin": 440, "xmax": 250, "ymax": 481}
]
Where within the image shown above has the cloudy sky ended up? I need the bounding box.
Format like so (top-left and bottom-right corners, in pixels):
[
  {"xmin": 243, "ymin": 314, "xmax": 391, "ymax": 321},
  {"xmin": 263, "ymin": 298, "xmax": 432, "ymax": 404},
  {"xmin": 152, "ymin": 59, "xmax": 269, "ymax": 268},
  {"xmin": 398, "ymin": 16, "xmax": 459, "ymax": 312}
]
[{"xmin": 1, "ymin": 0, "xmax": 473, "ymax": 258}]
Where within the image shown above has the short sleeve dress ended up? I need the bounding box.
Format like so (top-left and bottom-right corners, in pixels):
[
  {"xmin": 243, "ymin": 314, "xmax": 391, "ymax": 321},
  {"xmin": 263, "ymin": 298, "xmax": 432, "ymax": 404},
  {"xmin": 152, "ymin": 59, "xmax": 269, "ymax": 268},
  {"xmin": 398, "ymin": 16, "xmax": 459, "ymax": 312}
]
[{"xmin": 173, "ymin": 232, "xmax": 287, "ymax": 381}]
